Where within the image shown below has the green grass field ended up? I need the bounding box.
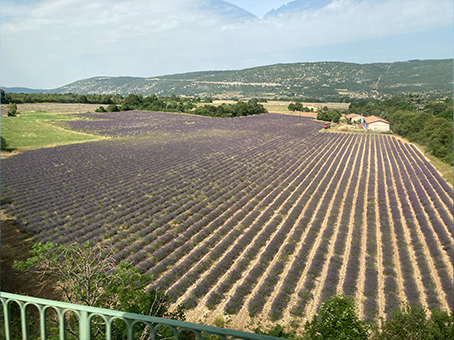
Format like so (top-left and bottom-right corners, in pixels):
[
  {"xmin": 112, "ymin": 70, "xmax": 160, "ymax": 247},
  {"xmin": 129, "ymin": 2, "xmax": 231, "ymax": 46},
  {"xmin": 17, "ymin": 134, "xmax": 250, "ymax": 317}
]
[{"xmin": 1, "ymin": 111, "xmax": 106, "ymax": 153}]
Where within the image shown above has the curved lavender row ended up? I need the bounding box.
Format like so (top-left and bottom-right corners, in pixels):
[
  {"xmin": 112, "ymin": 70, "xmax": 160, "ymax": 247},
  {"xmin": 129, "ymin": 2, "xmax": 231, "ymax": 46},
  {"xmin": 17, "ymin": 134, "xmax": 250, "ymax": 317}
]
[
  {"xmin": 406, "ymin": 144, "xmax": 454, "ymax": 199},
  {"xmin": 200, "ymin": 134, "xmax": 347, "ymax": 310},
  {"xmin": 381, "ymin": 145, "xmax": 421, "ymax": 306},
  {"xmin": 402, "ymin": 144, "xmax": 454, "ymax": 213},
  {"xmin": 166, "ymin": 137, "xmax": 328, "ymax": 303},
  {"xmin": 401, "ymin": 154, "xmax": 453, "ymax": 255},
  {"xmin": 388, "ymin": 140, "xmax": 453, "ymax": 309}
]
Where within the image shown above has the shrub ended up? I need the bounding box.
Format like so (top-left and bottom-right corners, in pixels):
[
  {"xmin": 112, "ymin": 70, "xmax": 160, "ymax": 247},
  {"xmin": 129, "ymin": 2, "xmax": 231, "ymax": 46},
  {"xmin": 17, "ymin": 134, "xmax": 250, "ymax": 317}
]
[
  {"xmin": 1, "ymin": 136, "xmax": 9, "ymax": 151},
  {"xmin": 373, "ymin": 304, "xmax": 454, "ymax": 340},
  {"xmin": 303, "ymin": 294, "xmax": 371, "ymax": 340}
]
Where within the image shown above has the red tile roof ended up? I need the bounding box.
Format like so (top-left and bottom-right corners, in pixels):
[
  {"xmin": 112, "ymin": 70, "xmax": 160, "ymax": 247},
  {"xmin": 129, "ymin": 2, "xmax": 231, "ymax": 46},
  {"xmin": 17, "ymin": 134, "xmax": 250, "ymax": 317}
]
[{"xmin": 363, "ymin": 115, "xmax": 389, "ymax": 124}]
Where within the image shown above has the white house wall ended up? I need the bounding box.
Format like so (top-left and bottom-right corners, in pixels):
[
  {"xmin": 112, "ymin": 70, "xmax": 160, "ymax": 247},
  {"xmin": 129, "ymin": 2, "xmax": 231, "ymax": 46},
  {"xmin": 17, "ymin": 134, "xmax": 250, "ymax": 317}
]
[{"xmin": 368, "ymin": 121, "xmax": 389, "ymax": 131}]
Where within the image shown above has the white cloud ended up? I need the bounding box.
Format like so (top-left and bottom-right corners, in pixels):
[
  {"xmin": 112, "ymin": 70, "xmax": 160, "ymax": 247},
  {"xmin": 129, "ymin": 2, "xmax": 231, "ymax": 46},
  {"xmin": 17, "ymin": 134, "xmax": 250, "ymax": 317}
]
[{"xmin": 1, "ymin": 0, "xmax": 452, "ymax": 88}]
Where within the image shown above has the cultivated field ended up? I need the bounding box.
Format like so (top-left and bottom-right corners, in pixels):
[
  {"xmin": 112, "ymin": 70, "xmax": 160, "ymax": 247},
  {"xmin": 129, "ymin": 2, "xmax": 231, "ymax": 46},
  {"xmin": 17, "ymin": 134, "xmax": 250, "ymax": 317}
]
[{"xmin": 1, "ymin": 111, "xmax": 452, "ymax": 330}]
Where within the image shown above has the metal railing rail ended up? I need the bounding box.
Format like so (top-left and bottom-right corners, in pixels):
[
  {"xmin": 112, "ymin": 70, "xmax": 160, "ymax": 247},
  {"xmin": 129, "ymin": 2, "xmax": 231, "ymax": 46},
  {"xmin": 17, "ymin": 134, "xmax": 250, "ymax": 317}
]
[{"xmin": 1, "ymin": 292, "xmax": 285, "ymax": 340}]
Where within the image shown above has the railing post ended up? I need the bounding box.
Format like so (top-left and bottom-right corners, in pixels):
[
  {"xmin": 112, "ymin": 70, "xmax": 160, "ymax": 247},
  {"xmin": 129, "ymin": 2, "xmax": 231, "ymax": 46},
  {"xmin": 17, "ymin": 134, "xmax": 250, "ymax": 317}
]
[
  {"xmin": 19, "ymin": 301, "xmax": 28, "ymax": 340},
  {"xmin": 79, "ymin": 310, "xmax": 91, "ymax": 340},
  {"xmin": 39, "ymin": 305, "xmax": 47, "ymax": 340},
  {"xmin": 2, "ymin": 299, "xmax": 12, "ymax": 340},
  {"xmin": 59, "ymin": 309, "xmax": 66, "ymax": 340}
]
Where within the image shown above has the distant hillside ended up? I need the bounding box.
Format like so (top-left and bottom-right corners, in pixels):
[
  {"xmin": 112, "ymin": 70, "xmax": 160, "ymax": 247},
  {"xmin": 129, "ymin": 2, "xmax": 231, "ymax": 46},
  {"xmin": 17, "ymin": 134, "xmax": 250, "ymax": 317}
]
[
  {"xmin": 8, "ymin": 59, "xmax": 454, "ymax": 99},
  {"xmin": 2, "ymin": 87, "xmax": 47, "ymax": 94}
]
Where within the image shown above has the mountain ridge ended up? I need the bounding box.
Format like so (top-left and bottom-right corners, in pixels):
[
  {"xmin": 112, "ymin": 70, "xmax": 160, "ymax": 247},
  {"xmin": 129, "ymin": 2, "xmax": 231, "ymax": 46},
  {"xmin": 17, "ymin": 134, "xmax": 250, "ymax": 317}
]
[{"xmin": 3, "ymin": 59, "xmax": 452, "ymax": 99}]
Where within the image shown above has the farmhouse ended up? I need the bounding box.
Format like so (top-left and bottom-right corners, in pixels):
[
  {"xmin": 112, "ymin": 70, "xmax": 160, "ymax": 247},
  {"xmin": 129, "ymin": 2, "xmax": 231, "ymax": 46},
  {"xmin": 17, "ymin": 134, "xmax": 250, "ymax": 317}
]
[
  {"xmin": 362, "ymin": 115, "xmax": 390, "ymax": 132},
  {"xmin": 342, "ymin": 113, "xmax": 364, "ymax": 123}
]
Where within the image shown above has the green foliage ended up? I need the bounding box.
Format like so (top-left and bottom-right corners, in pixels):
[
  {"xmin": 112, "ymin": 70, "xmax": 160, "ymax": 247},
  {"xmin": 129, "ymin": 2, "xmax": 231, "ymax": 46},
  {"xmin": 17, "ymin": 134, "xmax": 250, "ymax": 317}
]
[
  {"xmin": 95, "ymin": 106, "xmax": 107, "ymax": 112},
  {"xmin": 3, "ymin": 92, "xmax": 119, "ymax": 104},
  {"xmin": 1, "ymin": 136, "xmax": 9, "ymax": 151},
  {"xmin": 7, "ymin": 102, "xmax": 18, "ymax": 116},
  {"xmin": 192, "ymin": 99, "xmax": 267, "ymax": 117},
  {"xmin": 388, "ymin": 109, "xmax": 453, "ymax": 164},
  {"xmin": 107, "ymin": 103, "xmax": 120, "ymax": 112},
  {"xmin": 316, "ymin": 109, "xmax": 341, "ymax": 123},
  {"xmin": 14, "ymin": 241, "xmax": 186, "ymax": 339},
  {"xmin": 288, "ymin": 101, "xmax": 313, "ymax": 112},
  {"xmin": 253, "ymin": 323, "xmax": 298, "ymax": 340},
  {"xmin": 303, "ymin": 295, "xmax": 371, "ymax": 340},
  {"xmin": 372, "ymin": 304, "xmax": 454, "ymax": 340}
]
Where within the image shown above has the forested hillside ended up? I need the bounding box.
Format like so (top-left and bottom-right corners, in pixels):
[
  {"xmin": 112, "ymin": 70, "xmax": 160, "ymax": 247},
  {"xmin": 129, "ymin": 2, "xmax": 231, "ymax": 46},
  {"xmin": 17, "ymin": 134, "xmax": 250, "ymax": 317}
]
[{"xmin": 3, "ymin": 59, "xmax": 451, "ymax": 100}]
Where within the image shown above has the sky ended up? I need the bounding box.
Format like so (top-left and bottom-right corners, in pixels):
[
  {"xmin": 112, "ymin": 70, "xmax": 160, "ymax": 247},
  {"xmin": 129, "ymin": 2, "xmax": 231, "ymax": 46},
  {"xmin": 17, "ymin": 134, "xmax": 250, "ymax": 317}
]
[{"xmin": 1, "ymin": 0, "xmax": 453, "ymax": 89}]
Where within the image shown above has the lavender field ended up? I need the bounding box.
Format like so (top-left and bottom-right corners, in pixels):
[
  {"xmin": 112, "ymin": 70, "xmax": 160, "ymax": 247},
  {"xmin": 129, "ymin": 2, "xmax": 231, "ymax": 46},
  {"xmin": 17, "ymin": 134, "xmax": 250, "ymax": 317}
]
[{"xmin": 2, "ymin": 111, "xmax": 453, "ymax": 328}]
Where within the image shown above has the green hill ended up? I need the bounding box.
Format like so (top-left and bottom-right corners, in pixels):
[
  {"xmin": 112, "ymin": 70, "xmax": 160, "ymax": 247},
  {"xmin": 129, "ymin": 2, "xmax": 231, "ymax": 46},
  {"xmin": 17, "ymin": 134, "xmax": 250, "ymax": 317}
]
[{"xmin": 48, "ymin": 59, "xmax": 453, "ymax": 99}]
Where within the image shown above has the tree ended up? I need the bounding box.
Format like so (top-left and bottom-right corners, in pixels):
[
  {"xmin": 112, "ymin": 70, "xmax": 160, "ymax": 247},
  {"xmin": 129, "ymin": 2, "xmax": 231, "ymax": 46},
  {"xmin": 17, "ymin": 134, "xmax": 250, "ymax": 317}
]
[
  {"xmin": 107, "ymin": 103, "xmax": 120, "ymax": 112},
  {"xmin": 288, "ymin": 101, "xmax": 304, "ymax": 112},
  {"xmin": 328, "ymin": 110, "xmax": 341, "ymax": 123},
  {"xmin": 373, "ymin": 304, "xmax": 453, "ymax": 340},
  {"xmin": 14, "ymin": 241, "xmax": 186, "ymax": 339},
  {"xmin": 7, "ymin": 102, "xmax": 18, "ymax": 116},
  {"xmin": 303, "ymin": 295, "xmax": 371, "ymax": 340}
]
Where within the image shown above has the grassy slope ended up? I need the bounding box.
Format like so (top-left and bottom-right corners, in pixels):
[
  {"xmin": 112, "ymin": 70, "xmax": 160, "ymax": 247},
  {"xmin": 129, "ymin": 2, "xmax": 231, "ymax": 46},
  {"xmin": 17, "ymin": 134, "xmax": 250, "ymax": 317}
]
[{"xmin": 1, "ymin": 111, "xmax": 105, "ymax": 152}]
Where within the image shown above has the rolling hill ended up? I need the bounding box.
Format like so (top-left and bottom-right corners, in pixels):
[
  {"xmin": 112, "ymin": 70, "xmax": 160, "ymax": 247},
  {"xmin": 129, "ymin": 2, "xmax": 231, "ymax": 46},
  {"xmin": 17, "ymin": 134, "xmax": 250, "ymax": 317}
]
[{"xmin": 6, "ymin": 59, "xmax": 454, "ymax": 99}]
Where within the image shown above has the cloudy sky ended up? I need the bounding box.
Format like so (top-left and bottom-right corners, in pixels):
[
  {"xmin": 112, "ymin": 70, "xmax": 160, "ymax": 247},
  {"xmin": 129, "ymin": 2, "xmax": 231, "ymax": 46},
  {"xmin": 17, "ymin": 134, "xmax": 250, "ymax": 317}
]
[{"xmin": 1, "ymin": 0, "xmax": 453, "ymax": 89}]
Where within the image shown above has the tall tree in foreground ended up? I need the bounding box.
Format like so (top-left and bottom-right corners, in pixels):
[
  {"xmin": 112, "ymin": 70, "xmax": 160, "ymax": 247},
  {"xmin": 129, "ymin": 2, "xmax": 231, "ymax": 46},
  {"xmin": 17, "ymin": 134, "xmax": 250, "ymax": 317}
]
[{"xmin": 14, "ymin": 241, "xmax": 185, "ymax": 339}]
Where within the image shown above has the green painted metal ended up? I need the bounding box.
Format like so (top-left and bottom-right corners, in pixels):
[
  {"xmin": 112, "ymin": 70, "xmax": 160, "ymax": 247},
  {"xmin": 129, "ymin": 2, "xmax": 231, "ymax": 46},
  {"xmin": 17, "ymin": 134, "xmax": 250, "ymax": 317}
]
[{"xmin": 0, "ymin": 292, "xmax": 287, "ymax": 340}]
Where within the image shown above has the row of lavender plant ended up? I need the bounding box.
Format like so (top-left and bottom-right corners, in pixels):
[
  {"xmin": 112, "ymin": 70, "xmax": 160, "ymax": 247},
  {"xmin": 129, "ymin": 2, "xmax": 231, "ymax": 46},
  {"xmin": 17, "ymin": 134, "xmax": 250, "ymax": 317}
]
[
  {"xmin": 317, "ymin": 136, "xmax": 366, "ymax": 305},
  {"xmin": 374, "ymin": 139, "xmax": 400, "ymax": 315},
  {"xmin": 361, "ymin": 135, "xmax": 379, "ymax": 321},
  {"xmin": 386, "ymin": 137, "xmax": 453, "ymax": 310},
  {"xmin": 402, "ymin": 144, "xmax": 454, "ymax": 214},
  {"xmin": 159, "ymin": 132, "xmax": 333, "ymax": 303},
  {"xmin": 341, "ymin": 136, "xmax": 370, "ymax": 299},
  {"xmin": 398, "ymin": 142, "xmax": 453, "ymax": 237},
  {"xmin": 202, "ymin": 133, "xmax": 350, "ymax": 312},
  {"xmin": 152, "ymin": 130, "xmax": 330, "ymax": 298},
  {"xmin": 265, "ymin": 134, "xmax": 355, "ymax": 320},
  {"xmin": 379, "ymin": 137, "xmax": 421, "ymax": 307}
]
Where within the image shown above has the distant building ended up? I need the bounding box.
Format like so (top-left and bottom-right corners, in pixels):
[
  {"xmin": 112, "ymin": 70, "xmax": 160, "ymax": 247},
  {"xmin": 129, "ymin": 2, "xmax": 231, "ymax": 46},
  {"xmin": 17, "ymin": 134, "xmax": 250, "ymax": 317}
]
[
  {"xmin": 343, "ymin": 113, "xmax": 364, "ymax": 123},
  {"xmin": 1, "ymin": 105, "xmax": 9, "ymax": 116},
  {"xmin": 362, "ymin": 115, "xmax": 390, "ymax": 132}
]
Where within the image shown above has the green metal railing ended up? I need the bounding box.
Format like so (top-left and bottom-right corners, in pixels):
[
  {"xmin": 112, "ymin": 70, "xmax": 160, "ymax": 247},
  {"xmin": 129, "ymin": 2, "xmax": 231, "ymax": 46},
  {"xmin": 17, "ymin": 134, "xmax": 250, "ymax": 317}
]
[{"xmin": 1, "ymin": 292, "xmax": 285, "ymax": 340}]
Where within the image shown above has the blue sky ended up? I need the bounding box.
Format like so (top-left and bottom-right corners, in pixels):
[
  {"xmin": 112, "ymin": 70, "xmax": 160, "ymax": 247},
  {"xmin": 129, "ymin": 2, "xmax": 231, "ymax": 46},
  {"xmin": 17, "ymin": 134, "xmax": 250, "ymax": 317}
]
[{"xmin": 1, "ymin": 0, "xmax": 453, "ymax": 89}]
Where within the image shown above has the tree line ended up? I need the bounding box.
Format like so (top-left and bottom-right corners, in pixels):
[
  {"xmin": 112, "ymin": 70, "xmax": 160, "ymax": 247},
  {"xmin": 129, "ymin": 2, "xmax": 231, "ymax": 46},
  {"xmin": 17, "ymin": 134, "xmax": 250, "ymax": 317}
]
[
  {"xmin": 1, "ymin": 89, "xmax": 123, "ymax": 105},
  {"xmin": 1, "ymin": 90, "xmax": 267, "ymax": 118}
]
